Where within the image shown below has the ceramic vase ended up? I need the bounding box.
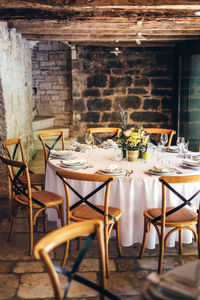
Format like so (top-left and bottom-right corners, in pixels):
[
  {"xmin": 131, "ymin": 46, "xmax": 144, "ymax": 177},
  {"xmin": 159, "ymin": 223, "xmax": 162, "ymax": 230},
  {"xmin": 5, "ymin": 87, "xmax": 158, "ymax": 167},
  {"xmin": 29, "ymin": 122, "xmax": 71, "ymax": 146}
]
[{"xmin": 127, "ymin": 150, "xmax": 139, "ymax": 162}]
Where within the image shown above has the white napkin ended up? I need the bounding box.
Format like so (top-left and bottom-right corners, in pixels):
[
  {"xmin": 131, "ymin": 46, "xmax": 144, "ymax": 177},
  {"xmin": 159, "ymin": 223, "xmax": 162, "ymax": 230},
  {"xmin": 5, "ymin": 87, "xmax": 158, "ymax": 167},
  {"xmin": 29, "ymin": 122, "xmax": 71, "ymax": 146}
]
[
  {"xmin": 182, "ymin": 159, "xmax": 200, "ymax": 167},
  {"xmin": 153, "ymin": 165, "xmax": 172, "ymax": 173},
  {"xmin": 104, "ymin": 164, "xmax": 118, "ymax": 172},
  {"xmin": 50, "ymin": 150, "xmax": 72, "ymax": 156},
  {"xmin": 62, "ymin": 158, "xmax": 86, "ymax": 166}
]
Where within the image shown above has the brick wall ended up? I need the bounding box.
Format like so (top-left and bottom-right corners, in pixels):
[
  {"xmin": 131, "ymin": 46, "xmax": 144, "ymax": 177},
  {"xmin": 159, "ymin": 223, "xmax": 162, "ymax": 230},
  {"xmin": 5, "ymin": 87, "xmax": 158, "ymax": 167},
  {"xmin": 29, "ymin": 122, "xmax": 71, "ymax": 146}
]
[
  {"xmin": 32, "ymin": 42, "xmax": 73, "ymax": 130},
  {"xmin": 72, "ymin": 46, "xmax": 176, "ymax": 136}
]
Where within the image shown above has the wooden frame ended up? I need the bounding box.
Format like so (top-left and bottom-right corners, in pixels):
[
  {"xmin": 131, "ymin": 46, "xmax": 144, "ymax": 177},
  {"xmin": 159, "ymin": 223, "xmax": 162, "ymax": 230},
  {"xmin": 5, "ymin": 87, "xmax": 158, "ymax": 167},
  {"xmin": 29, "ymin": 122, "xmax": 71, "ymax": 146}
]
[
  {"xmin": 3, "ymin": 137, "xmax": 45, "ymax": 190},
  {"xmin": 139, "ymin": 174, "xmax": 200, "ymax": 274},
  {"xmin": 34, "ymin": 220, "xmax": 108, "ymax": 300},
  {"xmin": 0, "ymin": 154, "xmax": 64, "ymax": 256},
  {"xmin": 37, "ymin": 130, "xmax": 65, "ymax": 169},
  {"xmin": 87, "ymin": 128, "xmax": 121, "ymax": 145},
  {"xmin": 56, "ymin": 170, "xmax": 122, "ymax": 278},
  {"xmin": 144, "ymin": 128, "xmax": 176, "ymax": 146}
]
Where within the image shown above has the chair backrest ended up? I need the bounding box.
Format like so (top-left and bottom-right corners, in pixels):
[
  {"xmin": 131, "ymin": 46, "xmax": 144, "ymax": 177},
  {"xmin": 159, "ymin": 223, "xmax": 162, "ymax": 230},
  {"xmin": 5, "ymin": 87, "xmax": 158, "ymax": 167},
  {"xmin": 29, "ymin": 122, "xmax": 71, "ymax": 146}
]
[
  {"xmin": 87, "ymin": 128, "xmax": 121, "ymax": 145},
  {"xmin": 156, "ymin": 175, "xmax": 200, "ymax": 225},
  {"xmin": 144, "ymin": 128, "xmax": 176, "ymax": 146},
  {"xmin": 3, "ymin": 138, "xmax": 26, "ymax": 163},
  {"xmin": 56, "ymin": 170, "xmax": 114, "ymax": 226},
  {"xmin": 37, "ymin": 130, "xmax": 65, "ymax": 169},
  {"xmin": 0, "ymin": 154, "xmax": 32, "ymax": 201},
  {"xmin": 34, "ymin": 220, "xmax": 119, "ymax": 300}
]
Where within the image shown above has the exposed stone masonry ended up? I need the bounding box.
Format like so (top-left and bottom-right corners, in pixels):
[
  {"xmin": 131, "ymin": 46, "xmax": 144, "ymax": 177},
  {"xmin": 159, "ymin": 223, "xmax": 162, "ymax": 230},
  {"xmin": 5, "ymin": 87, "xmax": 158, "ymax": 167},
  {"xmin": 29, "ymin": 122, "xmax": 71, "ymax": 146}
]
[
  {"xmin": 72, "ymin": 46, "xmax": 175, "ymax": 136},
  {"xmin": 32, "ymin": 42, "xmax": 73, "ymax": 130}
]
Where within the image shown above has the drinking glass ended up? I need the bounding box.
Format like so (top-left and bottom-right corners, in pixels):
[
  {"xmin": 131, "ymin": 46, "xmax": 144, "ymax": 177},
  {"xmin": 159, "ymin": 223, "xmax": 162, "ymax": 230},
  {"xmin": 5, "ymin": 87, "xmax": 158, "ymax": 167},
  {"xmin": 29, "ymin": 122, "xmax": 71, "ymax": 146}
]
[
  {"xmin": 114, "ymin": 147, "xmax": 123, "ymax": 161},
  {"xmin": 71, "ymin": 137, "xmax": 78, "ymax": 151},
  {"xmin": 85, "ymin": 132, "xmax": 93, "ymax": 145},
  {"xmin": 160, "ymin": 133, "xmax": 168, "ymax": 148},
  {"xmin": 176, "ymin": 137, "xmax": 185, "ymax": 156}
]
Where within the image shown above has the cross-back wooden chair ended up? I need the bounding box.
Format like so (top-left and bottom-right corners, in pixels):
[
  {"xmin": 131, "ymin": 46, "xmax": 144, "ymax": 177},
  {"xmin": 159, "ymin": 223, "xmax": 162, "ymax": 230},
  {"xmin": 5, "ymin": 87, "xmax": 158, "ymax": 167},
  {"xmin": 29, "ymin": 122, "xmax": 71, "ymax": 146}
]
[
  {"xmin": 56, "ymin": 170, "xmax": 122, "ymax": 278},
  {"xmin": 37, "ymin": 130, "xmax": 65, "ymax": 169},
  {"xmin": 144, "ymin": 128, "xmax": 176, "ymax": 146},
  {"xmin": 3, "ymin": 138, "xmax": 45, "ymax": 190},
  {"xmin": 34, "ymin": 220, "xmax": 120, "ymax": 300},
  {"xmin": 139, "ymin": 175, "xmax": 200, "ymax": 274},
  {"xmin": 0, "ymin": 154, "xmax": 64, "ymax": 256},
  {"xmin": 87, "ymin": 128, "xmax": 121, "ymax": 145}
]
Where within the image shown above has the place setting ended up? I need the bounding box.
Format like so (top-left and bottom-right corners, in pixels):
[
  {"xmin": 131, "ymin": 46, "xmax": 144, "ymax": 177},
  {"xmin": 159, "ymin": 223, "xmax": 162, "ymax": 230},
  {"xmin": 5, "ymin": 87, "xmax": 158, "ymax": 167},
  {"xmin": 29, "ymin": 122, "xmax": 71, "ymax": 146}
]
[
  {"xmin": 146, "ymin": 164, "xmax": 177, "ymax": 176},
  {"xmin": 181, "ymin": 158, "xmax": 200, "ymax": 171},
  {"xmin": 49, "ymin": 149, "xmax": 74, "ymax": 159},
  {"xmin": 60, "ymin": 158, "xmax": 88, "ymax": 170},
  {"xmin": 96, "ymin": 164, "xmax": 127, "ymax": 176}
]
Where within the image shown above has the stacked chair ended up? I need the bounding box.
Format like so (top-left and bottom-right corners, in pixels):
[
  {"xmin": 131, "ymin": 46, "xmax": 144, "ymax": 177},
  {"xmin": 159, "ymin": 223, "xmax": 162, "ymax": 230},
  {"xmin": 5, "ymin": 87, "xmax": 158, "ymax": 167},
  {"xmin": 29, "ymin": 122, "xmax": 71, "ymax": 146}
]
[{"xmin": 87, "ymin": 127, "xmax": 121, "ymax": 145}]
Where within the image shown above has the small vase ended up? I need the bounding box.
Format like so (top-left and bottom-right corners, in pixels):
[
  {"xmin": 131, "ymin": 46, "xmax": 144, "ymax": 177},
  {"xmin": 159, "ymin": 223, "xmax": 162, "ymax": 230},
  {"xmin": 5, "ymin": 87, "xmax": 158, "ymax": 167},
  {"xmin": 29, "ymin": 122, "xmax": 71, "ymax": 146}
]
[{"xmin": 127, "ymin": 150, "xmax": 139, "ymax": 162}]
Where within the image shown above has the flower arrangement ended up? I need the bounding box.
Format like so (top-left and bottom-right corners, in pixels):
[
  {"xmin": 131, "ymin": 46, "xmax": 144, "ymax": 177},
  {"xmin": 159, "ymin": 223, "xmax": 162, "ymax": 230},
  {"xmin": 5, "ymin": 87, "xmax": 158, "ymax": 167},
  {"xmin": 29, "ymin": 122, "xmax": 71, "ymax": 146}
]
[{"xmin": 118, "ymin": 105, "xmax": 150, "ymax": 152}]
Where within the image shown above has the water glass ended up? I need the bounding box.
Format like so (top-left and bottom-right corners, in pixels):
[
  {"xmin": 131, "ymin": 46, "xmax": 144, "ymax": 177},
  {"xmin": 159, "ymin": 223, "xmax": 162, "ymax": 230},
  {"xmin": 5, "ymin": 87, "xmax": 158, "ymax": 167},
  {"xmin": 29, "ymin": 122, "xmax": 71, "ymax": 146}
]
[
  {"xmin": 113, "ymin": 147, "xmax": 123, "ymax": 161},
  {"xmin": 85, "ymin": 132, "xmax": 93, "ymax": 145},
  {"xmin": 160, "ymin": 133, "xmax": 168, "ymax": 148},
  {"xmin": 176, "ymin": 137, "xmax": 185, "ymax": 156}
]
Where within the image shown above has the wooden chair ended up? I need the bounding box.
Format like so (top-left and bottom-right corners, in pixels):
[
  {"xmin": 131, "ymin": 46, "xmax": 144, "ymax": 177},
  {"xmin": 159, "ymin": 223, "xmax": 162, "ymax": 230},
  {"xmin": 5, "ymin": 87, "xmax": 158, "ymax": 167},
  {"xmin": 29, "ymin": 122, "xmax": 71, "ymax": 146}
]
[
  {"xmin": 37, "ymin": 130, "xmax": 65, "ymax": 169},
  {"xmin": 144, "ymin": 128, "xmax": 176, "ymax": 146},
  {"xmin": 139, "ymin": 175, "xmax": 200, "ymax": 274},
  {"xmin": 87, "ymin": 128, "xmax": 121, "ymax": 145},
  {"xmin": 0, "ymin": 154, "xmax": 64, "ymax": 256},
  {"xmin": 3, "ymin": 138, "xmax": 45, "ymax": 190},
  {"xmin": 34, "ymin": 220, "xmax": 120, "ymax": 300},
  {"xmin": 56, "ymin": 170, "xmax": 122, "ymax": 278}
]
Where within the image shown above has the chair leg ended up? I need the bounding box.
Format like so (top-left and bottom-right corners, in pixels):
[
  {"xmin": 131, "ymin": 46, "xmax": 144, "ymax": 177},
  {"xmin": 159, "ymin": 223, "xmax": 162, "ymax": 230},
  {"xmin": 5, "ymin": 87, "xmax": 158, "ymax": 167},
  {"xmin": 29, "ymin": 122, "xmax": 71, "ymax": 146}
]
[
  {"xmin": 158, "ymin": 226, "xmax": 165, "ymax": 274},
  {"xmin": 29, "ymin": 211, "xmax": 34, "ymax": 256},
  {"xmin": 42, "ymin": 211, "xmax": 47, "ymax": 233},
  {"xmin": 61, "ymin": 241, "xmax": 70, "ymax": 267},
  {"xmin": 178, "ymin": 229, "xmax": 183, "ymax": 254},
  {"xmin": 104, "ymin": 226, "xmax": 110, "ymax": 278},
  {"xmin": 7, "ymin": 204, "xmax": 18, "ymax": 242},
  {"xmin": 139, "ymin": 217, "xmax": 149, "ymax": 258},
  {"xmin": 115, "ymin": 220, "xmax": 122, "ymax": 256}
]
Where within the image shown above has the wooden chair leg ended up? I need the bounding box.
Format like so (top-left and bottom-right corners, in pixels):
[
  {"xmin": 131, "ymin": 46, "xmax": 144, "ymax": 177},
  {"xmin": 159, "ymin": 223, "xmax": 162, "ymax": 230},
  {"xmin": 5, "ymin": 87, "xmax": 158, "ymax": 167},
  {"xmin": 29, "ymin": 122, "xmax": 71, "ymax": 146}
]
[
  {"xmin": 42, "ymin": 211, "xmax": 47, "ymax": 232},
  {"xmin": 158, "ymin": 226, "xmax": 165, "ymax": 274},
  {"xmin": 179, "ymin": 229, "xmax": 183, "ymax": 254},
  {"xmin": 29, "ymin": 212, "xmax": 34, "ymax": 256},
  {"xmin": 115, "ymin": 220, "xmax": 122, "ymax": 256},
  {"xmin": 7, "ymin": 205, "xmax": 18, "ymax": 242},
  {"xmin": 61, "ymin": 241, "xmax": 70, "ymax": 267},
  {"xmin": 104, "ymin": 226, "xmax": 110, "ymax": 278},
  {"xmin": 139, "ymin": 218, "xmax": 149, "ymax": 258}
]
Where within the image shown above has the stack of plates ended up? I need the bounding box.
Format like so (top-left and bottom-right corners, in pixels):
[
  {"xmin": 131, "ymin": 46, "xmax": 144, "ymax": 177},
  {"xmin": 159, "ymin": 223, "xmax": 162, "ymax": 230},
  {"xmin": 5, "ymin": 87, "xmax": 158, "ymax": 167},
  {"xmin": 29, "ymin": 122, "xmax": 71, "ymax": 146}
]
[
  {"xmin": 147, "ymin": 166, "xmax": 176, "ymax": 176},
  {"xmin": 165, "ymin": 146, "xmax": 179, "ymax": 153},
  {"xmin": 97, "ymin": 164, "xmax": 126, "ymax": 176},
  {"xmin": 50, "ymin": 150, "xmax": 73, "ymax": 159},
  {"xmin": 181, "ymin": 159, "xmax": 200, "ymax": 170},
  {"xmin": 60, "ymin": 159, "xmax": 87, "ymax": 169}
]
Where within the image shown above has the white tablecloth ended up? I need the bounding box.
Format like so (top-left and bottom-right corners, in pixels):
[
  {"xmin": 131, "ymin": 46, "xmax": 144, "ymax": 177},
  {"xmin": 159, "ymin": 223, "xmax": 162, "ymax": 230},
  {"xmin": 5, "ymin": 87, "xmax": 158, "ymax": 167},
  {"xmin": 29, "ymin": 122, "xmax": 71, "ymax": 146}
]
[{"xmin": 45, "ymin": 147, "xmax": 200, "ymax": 248}]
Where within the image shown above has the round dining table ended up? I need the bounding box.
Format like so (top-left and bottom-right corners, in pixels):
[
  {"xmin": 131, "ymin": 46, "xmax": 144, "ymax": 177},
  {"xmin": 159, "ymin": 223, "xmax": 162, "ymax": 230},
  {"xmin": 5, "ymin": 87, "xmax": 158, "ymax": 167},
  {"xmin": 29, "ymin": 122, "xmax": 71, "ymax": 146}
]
[{"xmin": 45, "ymin": 146, "xmax": 200, "ymax": 249}]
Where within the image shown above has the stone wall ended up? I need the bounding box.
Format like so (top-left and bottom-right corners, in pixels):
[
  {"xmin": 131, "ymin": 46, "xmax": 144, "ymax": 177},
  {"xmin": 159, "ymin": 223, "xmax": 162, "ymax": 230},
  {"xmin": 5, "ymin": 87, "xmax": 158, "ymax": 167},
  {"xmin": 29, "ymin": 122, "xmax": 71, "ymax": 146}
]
[
  {"xmin": 72, "ymin": 46, "xmax": 176, "ymax": 136},
  {"xmin": 0, "ymin": 22, "xmax": 34, "ymax": 198},
  {"xmin": 32, "ymin": 42, "xmax": 73, "ymax": 130}
]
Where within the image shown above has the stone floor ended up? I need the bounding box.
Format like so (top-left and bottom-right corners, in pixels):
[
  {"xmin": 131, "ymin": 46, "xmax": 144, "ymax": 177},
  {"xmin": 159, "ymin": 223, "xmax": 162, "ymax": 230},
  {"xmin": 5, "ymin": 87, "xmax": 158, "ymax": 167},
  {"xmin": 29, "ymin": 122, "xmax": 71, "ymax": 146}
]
[{"xmin": 0, "ymin": 151, "xmax": 199, "ymax": 299}]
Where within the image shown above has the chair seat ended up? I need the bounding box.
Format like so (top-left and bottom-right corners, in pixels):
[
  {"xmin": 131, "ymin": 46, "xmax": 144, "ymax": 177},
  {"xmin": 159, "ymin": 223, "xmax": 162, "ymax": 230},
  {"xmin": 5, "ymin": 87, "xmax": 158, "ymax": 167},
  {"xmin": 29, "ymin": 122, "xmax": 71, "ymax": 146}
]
[
  {"xmin": 16, "ymin": 190, "xmax": 63, "ymax": 208},
  {"xmin": 20, "ymin": 173, "xmax": 45, "ymax": 185},
  {"xmin": 145, "ymin": 206, "xmax": 197, "ymax": 223},
  {"xmin": 71, "ymin": 204, "xmax": 122, "ymax": 223}
]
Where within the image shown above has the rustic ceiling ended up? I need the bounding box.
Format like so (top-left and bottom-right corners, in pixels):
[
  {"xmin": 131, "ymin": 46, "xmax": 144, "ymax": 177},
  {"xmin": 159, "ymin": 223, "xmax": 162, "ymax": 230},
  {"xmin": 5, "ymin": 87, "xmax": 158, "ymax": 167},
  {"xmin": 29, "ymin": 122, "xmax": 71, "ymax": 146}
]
[{"xmin": 1, "ymin": 1, "xmax": 200, "ymax": 47}]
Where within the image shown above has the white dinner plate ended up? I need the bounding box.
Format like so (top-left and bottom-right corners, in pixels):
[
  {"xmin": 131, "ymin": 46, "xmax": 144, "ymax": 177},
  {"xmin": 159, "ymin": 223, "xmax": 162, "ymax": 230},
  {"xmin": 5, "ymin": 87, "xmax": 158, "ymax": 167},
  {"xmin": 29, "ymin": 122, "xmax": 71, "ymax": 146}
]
[
  {"xmin": 181, "ymin": 163, "xmax": 200, "ymax": 170},
  {"xmin": 60, "ymin": 162, "xmax": 87, "ymax": 169},
  {"xmin": 147, "ymin": 168, "xmax": 176, "ymax": 176},
  {"xmin": 164, "ymin": 146, "xmax": 179, "ymax": 153},
  {"xmin": 97, "ymin": 168, "xmax": 126, "ymax": 176}
]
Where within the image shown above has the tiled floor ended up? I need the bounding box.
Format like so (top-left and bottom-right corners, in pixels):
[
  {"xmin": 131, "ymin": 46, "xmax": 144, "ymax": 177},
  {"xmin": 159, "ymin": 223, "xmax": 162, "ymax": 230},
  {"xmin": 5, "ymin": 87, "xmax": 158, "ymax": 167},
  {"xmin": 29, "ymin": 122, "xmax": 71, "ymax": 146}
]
[{"xmin": 0, "ymin": 151, "xmax": 199, "ymax": 299}]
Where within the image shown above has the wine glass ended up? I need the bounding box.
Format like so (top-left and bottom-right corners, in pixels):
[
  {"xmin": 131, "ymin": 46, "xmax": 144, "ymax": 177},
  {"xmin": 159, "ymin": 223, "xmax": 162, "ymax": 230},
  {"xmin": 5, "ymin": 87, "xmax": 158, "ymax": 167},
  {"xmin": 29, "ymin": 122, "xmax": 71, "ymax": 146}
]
[
  {"xmin": 85, "ymin": 132, "xmax": 93, "ymax": 146},
  {"xmin": 71, "ymin": 137, "xmax": 78, "ymax": 151},
  {"xmin": 176, "ymin": 137, "xmax": 185, "ymax": 156},
  {"xmin": 160, "ymin": 133, "xmax": 168, "ymax": 148}
]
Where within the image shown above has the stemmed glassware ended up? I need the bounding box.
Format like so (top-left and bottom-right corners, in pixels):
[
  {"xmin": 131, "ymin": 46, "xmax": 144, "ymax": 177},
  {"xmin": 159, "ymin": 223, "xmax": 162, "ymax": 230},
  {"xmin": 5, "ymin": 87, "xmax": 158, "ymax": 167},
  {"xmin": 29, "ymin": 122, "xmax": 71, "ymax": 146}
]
[
  {"xmin": 85, "ymin": 132, "xmax": 94, "ymax": 146},
  {"xmin": 71, "ymin": 137, "xmax": 79, "ymax": 152},
  {"xmin": 160, "ymin": 133, "xmax": 168, "ymax": 148},
  {"xmin": 176, "ymin": 137, "xmax": 185, "ymax": 157}
]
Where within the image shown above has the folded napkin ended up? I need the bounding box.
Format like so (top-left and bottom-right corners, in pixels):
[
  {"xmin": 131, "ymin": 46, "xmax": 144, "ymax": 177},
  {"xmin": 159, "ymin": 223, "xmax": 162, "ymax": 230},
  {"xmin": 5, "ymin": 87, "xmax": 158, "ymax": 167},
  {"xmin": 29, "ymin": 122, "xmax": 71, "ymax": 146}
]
[
  {"xmin": 147, "ymin": 272, "xmax": 200, "ymax": 299},
  {"xmin": 153, "ymin": 165, "xmax": 172, "ymax": 173},
  {"xmin": 51, "ymin": 150, "xmax": 71, "ymax": 156},
  {"xmin": 103, "ymin": 164, "xmax": 118, "ymax": 172},
  {"xmin": 182, "ymin": 159, "xmax": 200, "ymax": 167},
  {"xmin": 62, "ymin": 158, "xmax": 86, "ymax": 166}
]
